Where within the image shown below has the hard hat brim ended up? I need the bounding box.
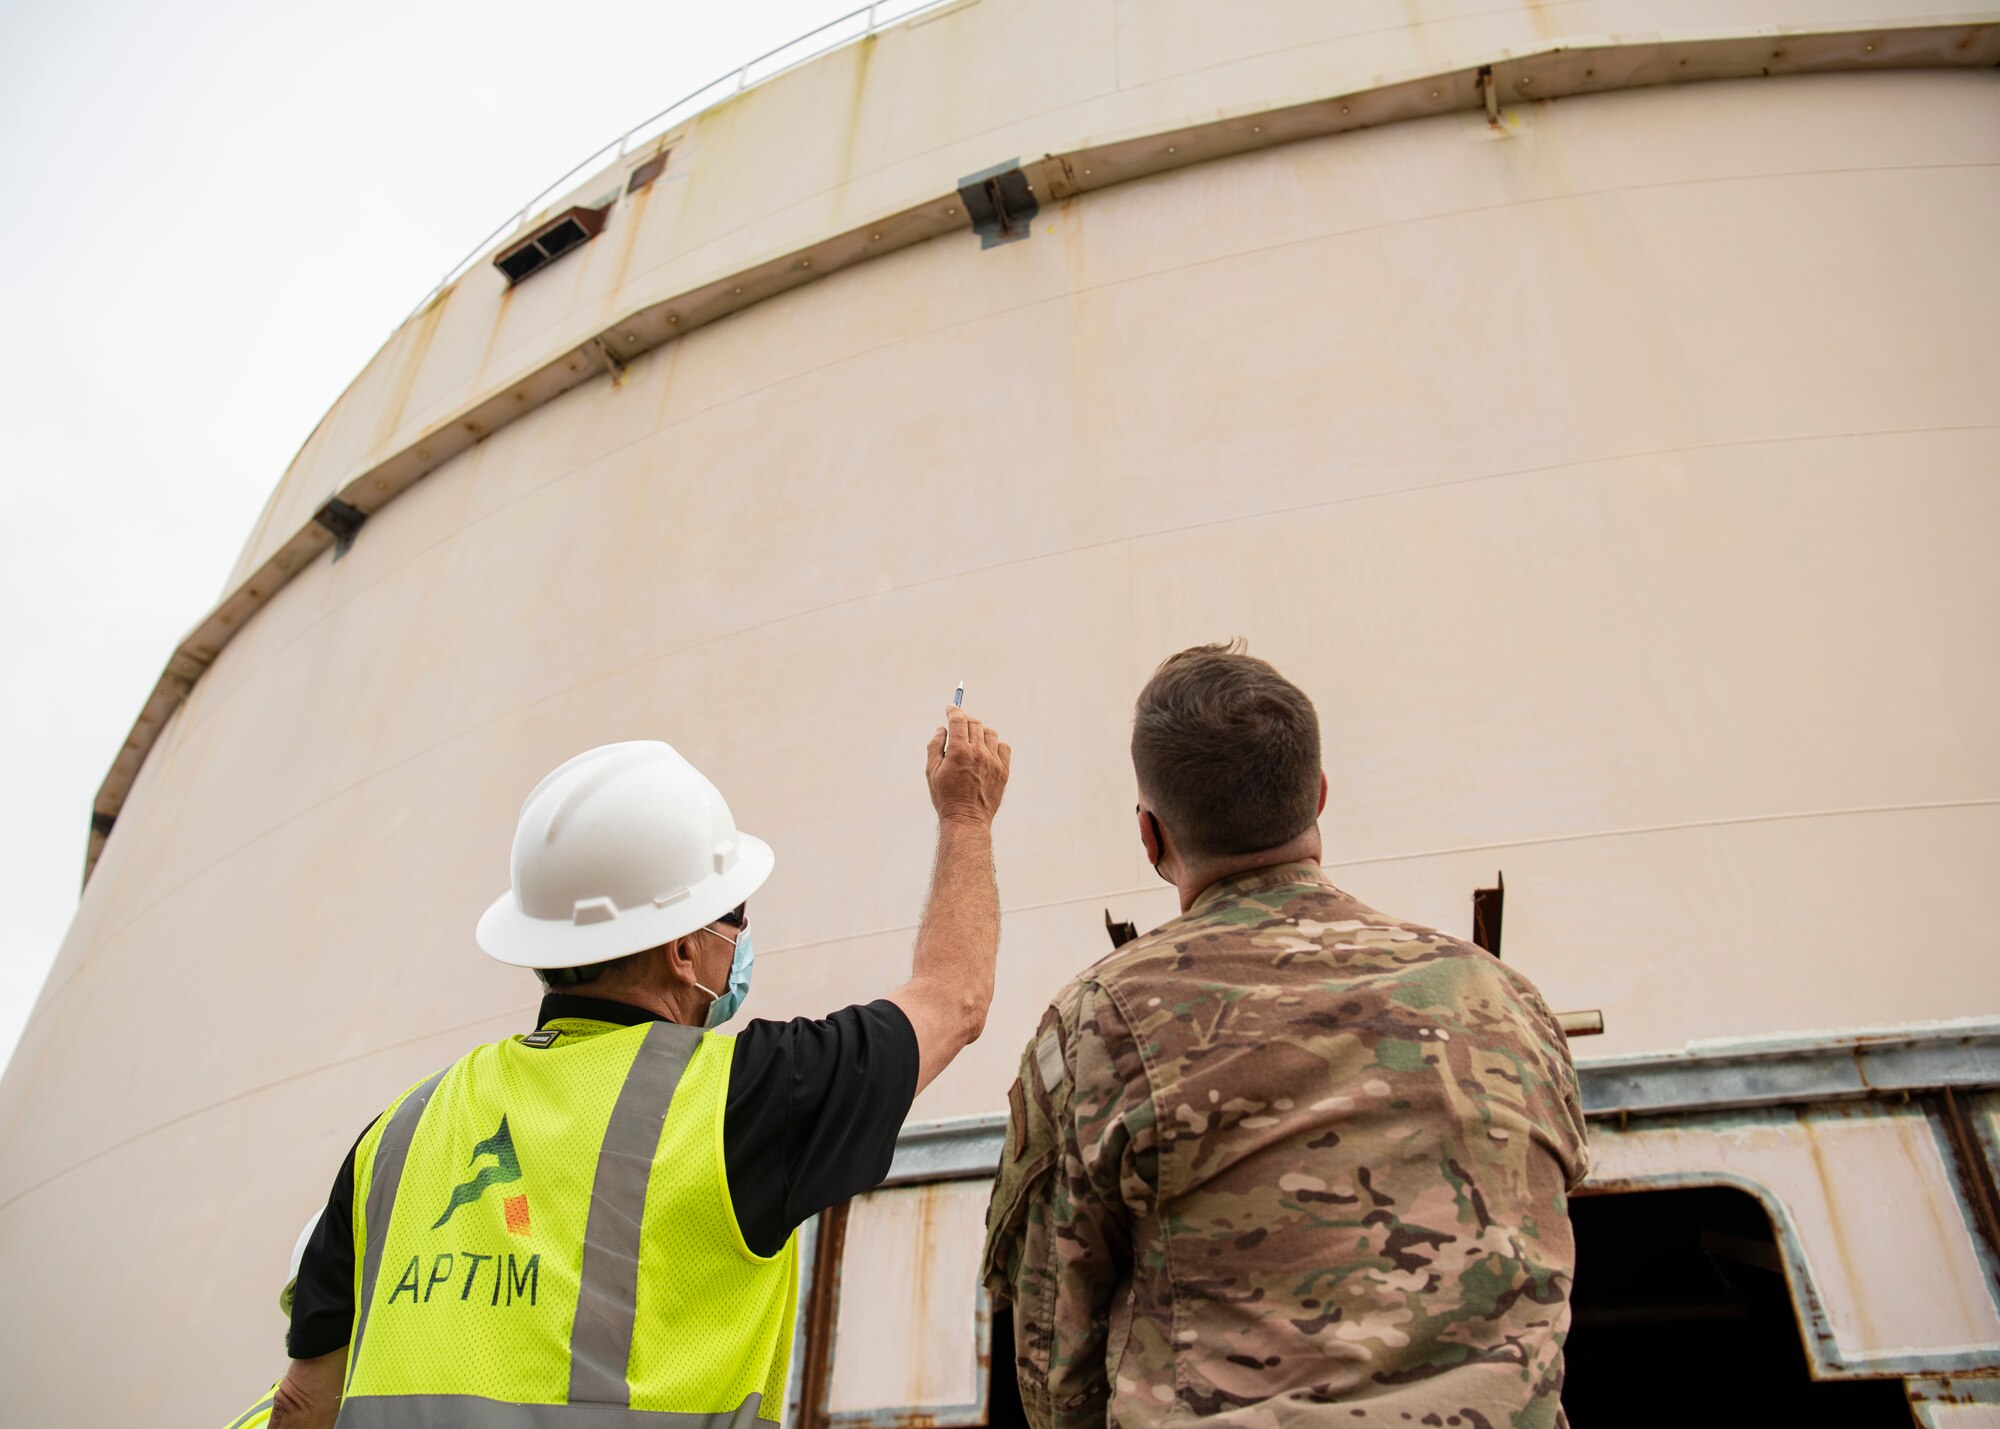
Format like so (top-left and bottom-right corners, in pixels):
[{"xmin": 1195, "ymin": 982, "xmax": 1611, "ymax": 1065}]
[{"xmin": 474, "ymin": 833, "xmax": 775, "ymax": 970}]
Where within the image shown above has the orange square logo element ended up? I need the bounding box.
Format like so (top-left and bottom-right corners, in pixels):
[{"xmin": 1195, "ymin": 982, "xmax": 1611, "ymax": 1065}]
[{"xmin": 504, "ymin": 1194, "xmax": 531, "ymax": 1237}]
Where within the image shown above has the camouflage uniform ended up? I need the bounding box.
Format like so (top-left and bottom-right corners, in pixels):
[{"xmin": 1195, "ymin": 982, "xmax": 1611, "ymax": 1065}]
[{"xmin": 982, "ymin": 862, "xmax": 1588, "ymax": 1429}]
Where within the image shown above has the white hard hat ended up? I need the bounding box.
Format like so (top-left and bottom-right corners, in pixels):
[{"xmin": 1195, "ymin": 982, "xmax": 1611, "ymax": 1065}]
[
  {"xmin": 476, "ymin": 741, "xmax": 774, "ymax": 971},
  {"xmin": 281, "ymin": 1208, "xmax": 322, "ymax": 1317}
]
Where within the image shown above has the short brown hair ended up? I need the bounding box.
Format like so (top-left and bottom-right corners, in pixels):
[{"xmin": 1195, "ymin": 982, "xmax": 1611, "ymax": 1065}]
[{"xmin": 1131, "ymin": 641, "xmax": 1322, "ymax": 860}]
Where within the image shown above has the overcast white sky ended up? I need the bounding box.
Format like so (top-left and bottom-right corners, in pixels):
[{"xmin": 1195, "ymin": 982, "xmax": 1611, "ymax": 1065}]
[{"xmin": 0, "ymin": 0, "xmax": 880, "ymax": 1073}]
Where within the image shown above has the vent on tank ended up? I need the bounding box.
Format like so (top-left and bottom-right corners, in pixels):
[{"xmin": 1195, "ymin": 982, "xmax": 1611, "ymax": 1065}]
[
  {"xmin": 492, "ymin": 204, "xmax": 610, "ymax": 286},
  {"xmin": 627, "ymin": 153, "xmax": 668, "ymax": 193}
]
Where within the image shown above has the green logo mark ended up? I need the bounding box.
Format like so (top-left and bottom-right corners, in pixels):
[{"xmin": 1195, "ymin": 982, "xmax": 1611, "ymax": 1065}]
[{"xmin": 432, "ymin": 1114, "xmax": 523, "ymax": 1229}]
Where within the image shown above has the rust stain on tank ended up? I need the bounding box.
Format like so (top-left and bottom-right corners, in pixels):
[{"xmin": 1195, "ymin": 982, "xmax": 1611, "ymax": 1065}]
[
  {"xmin": 834, "ymin": 34, "xmax": 877, "ymax": 193},
  {"xmin": 674, "ymin": 91, "xmax": 742, "ymax": 256},
  {"xmin": 647, "ymin": 319, "xmax": 688, "ymax": 430},
  {"xmin": 1793, "ymin": 1106, "xmax": 1973, "ymax": 1356},
  {"xmin": 907, "ymin": 1183, "xmax": 938, "ymax": 1409},
  {"xmin": 472, "ymin": 272, "xmax": 520, "ymax": 386},
  {"xmin": 1520, "ymin": 0, "xmax": 1560, "ymax": 43},
  {"xmin": 1788, "ymin": 1113, "xmax": 1859, "ymax": 1360},
  {"xmin": 608, "ymin": 175, "xmax": 655, "ymax": 304},
  {"xmin": 1895, "ymin": 1106, "xmax": 1978, "ymax": 1288},
  {"xmin": 369, "ymin": 291, "xmax": 450, "ymax": 459}
]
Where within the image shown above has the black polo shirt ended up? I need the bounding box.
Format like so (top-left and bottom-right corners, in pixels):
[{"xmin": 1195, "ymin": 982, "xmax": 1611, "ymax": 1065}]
[{"xmin": 287, "ymin": 994, "xmax": 919, "ymax": 1359}]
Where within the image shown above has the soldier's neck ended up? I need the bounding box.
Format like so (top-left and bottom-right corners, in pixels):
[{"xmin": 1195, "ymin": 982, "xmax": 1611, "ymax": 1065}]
[{"xmin": 1175, "ymin": 828, "xmax": 1324, "ymax": 913}]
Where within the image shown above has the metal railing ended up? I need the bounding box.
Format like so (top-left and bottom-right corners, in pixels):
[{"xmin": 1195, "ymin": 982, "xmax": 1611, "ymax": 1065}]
[{"xmin": 404, "ymin": 0, "xmax": 956, "ymax": 321}]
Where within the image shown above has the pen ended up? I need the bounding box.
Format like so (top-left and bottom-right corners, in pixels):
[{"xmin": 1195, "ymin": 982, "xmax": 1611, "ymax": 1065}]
[{"xmin": 944, "ymin": 680, "xmax": 964, "ymax": 752}]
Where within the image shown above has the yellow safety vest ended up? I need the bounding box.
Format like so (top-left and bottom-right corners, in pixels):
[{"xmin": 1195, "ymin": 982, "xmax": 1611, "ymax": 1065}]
[
  {"xmin": 336, "ymin": 1017, "xmax": 798, "ymax": 1427},
  {"xmin": 223, "ymin": 1384, "xmax": 277, "ymax": 1429}
]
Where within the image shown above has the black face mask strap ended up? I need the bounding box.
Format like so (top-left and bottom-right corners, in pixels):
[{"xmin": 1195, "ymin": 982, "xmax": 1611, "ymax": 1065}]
[{"xmin": 1140, "ymin": 806, "xmax": 1173, "ymax": 885}]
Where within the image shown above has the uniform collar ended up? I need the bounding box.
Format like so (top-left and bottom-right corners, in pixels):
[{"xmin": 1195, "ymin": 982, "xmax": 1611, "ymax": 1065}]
[
  {"xmin": 1187, "ymin": 859, "xmax": 1335, "ymax": 917},
  {"xmin": 536, "ymin": 992, "xmax": 674, "ymax": 1032}
]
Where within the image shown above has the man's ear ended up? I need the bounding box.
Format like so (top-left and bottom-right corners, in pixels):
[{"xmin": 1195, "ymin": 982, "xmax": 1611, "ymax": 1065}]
[
  {"xmin": 658, "ymin": 936, "xmax": 699, "ymax": 986},
  {"xmin": 1317, "ymin": 771, "xmax": 1328, "ymax": 817},
  {"xmin": 1137, "ymin": 806, "xmax": 1163, "ymax": 867}
]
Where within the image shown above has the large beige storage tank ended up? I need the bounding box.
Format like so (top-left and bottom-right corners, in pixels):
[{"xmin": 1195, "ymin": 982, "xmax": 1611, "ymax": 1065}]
[{"xmin": 4, "ymin": 2, "xmax": 1998, "ymax": 1424}]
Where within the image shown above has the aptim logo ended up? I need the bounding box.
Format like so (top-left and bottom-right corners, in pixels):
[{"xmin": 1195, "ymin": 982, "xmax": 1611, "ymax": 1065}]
[{"xmin": 432, "ymin": 1114, "xmax": 531, "ymax": 1237}]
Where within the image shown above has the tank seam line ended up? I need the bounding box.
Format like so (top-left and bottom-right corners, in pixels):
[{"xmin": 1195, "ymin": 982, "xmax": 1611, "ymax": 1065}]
[
  {"xmin": 724, "ymin": 797, "xmax": 2000, "ymax": 956},
  {"xmin": 738, "ymin": 884, "xmax": 1171, "ymax": 958},
  {"xmin": 1321, "ymin": 798, "xmax": 2000, "ymax": 869}
]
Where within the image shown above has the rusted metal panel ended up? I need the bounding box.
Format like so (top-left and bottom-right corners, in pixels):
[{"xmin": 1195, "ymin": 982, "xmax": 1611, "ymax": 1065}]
[
  {"xmin": 1586, "ymin": 1101, "xmax": 2000, "ymax": 1377},
  {"xmin": 1969, "ymin": 1093, "xmax": 2000, "ymax": 1187},
  {"xmin": 1941, "ymin": 1088, "xmax": 2000, "ymax": 1287},
  {"xmin": 806, "ymin": 1181, "xmax": 992, "ymax": 1429},
  {"xmin": 884, "ymin": 1116, "xmax": 1008, "ymax": 1188},
  {"xmin": 1908, "ymin": 1375, "xmax": 2000, "ymax": 1427},
  {"xmin": 1582, "ymin": 1021, "xmax": 2000, "ymax": 1119},
  {"xmin": 794, "ymin": 1202, "xmax": 849, "ymax": 1429}
]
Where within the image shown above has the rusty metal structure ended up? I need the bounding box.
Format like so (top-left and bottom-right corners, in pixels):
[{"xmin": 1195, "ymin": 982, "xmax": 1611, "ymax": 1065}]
[{"xmin": 3, "ymin": 0, "xmax": 1998, "ymax": 1424}]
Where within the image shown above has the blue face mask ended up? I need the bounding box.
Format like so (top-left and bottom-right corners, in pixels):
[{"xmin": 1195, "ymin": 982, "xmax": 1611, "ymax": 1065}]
[{"xmin": 694, "ymin": 924, "xmax": 754, "ymax": 1029}]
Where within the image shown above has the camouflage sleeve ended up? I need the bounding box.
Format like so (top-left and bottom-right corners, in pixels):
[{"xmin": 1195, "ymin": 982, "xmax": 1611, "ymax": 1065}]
[
  {"xmin": 982, "ymin": 983, "xmax": 1158, "ymax": 1429},
  {"xmin": 1517, "ymin": 980, "xmax": 1591, "ymax": 1191}
]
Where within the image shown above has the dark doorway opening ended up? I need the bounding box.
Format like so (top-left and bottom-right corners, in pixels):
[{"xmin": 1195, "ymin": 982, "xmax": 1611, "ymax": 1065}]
[{"xmin": 1563, "ymin": 1186, "xmax": 1908, "ymax": 1425}]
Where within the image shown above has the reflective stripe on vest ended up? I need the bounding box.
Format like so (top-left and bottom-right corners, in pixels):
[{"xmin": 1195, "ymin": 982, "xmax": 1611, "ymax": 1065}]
[
  {"xmin": 348, "ymin": 1067, "xmax": 449, "ymax": 1394},
  {"xmin": 338, "ymin": 1019, "xmax": 792, "ymax": 1423},
  {"xmin": 222, "ymin": 1391, "xmax": 276, "ymax": 1429},
  {"xmin": 568, "ymin": 1021, "xmax": 698, "ymax": 1404},
  {"xmin": 335, "ymin": 1392, "xmax": 765, "ymax": 1428}
]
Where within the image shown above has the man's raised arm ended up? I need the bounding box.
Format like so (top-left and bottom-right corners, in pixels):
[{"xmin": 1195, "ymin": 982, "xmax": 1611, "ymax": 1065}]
[{"xmin": 888, "ymin": 705, "xmax": 1012, "ymax": 1095}]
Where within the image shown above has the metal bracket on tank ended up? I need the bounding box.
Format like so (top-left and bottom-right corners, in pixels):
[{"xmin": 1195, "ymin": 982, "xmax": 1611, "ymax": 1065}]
[
  {"xmin": 1472, "ymin": 870, "xmax": 1504, "ymax": 956},
  {"xmin": 589, "ymin": 336, "xmax": 629, "ymax": 387},
  {"xmin": 312, "ymin": 498, "xmax": 368, "ymax": 561},
  {"xmin": 957, "ymin": 160, "xmax": 1038, "ymax": 248}
]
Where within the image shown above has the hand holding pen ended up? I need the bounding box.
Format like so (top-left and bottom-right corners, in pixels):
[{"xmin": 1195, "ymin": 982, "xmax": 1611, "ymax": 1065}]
[{"xmin": 926, "ymin": 683, "xmax": 1009, "ymax": 825}]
